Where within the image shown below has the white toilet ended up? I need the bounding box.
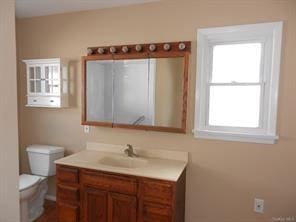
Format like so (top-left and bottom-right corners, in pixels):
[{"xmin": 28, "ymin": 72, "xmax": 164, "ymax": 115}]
[{"xmin": 19, "ymin": 144, "xmax": 64, "ymax": 222}]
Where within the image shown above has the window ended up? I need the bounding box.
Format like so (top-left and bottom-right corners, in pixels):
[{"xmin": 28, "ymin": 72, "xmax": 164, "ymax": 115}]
[{"xmin": 194, "ymin": 22, "xmax": 283, "ymax": 144}]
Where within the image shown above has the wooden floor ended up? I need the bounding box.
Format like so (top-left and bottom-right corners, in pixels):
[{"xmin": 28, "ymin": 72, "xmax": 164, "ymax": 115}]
[{"xmin": 35, "ymin": 200, "xmax": 57, "ymax": 222}]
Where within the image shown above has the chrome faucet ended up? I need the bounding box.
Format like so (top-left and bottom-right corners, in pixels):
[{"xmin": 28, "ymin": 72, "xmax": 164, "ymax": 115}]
[{"xmin": 124, "ymin": 144, "xmax": 138, "ymax": 157}]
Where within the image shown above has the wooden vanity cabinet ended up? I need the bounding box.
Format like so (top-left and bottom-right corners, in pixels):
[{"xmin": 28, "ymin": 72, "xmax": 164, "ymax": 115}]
[
  {"xmin": 56, "ymin": 164, "xmax": 186, "ymax": 222},
  {"xmin": 56, "ymin": 165, "xmax": 80, "ymax": 222}
]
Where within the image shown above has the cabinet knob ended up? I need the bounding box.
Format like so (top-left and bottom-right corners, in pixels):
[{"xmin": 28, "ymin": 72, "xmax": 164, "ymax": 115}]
[{"xmin": 50, "ymin": 100, "xmax": 54, "ymax": 103}]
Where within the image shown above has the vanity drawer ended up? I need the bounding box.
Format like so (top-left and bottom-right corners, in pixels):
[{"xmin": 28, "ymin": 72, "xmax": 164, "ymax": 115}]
[
  {"xmin": 57, "ymin": 165, "xmax": 79, "ymax": 184},
  {"xmin": 141, "ymin": 179, "xmax": 174, "ymax": 205},
  {"xmin": 142, "ymin": 201, "xmax": 172, "ymax": 222},
  {"xmin": 81, "ymin": 170, "xmax": 137, "ymax": 195},
  {"xmin": 57, "ymin": 184, "xmax": 79, "ymax": 205}
]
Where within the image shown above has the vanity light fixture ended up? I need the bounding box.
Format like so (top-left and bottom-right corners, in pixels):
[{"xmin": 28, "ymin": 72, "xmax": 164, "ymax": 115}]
[
  {"xmin": 122, "ymin": 46, "xmax": 129, "ymax": 53},
  {"xmin": 110, "ymin": 47, "xmax": 117, "ymax": 53},
  {"xmin": 98, "ymin": 48, "xmax": 105, "ymax": 54},
  {"xmin": 178, "ymin": 42, "xmax": 186, "ymax": 51},
  {"xmin": 87, "ymin": 48, "xmax": 93, "ymax": 55},
  {"xmin": 85, "ymin": 41, "xmax": 190, "ymax": 56},
  {"xmin": 163, "ymin": 43, "xmax": 171, "ymax": 51},
  {"xmin": 149, "ymin": 44, "xmax": 157, "ymax": 52},
  {"xmin": 135, "ymin": 44, "xmax": 143, "ymax": 52}
]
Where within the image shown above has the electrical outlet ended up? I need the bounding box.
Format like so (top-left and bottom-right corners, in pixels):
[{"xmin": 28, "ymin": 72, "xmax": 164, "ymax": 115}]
[
  {"xmin": 254, "ymin": 198, "xmax": 264, "ymax": 213},
  {"xmin": 84, "ymin": 125, "xmax": 90, "ymax": 134}
]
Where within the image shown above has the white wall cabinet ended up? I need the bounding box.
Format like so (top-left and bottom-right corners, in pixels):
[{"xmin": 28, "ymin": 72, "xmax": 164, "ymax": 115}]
[{"xmin": 23, "ymin": 58, "xmax": 68, "ymax": 108}]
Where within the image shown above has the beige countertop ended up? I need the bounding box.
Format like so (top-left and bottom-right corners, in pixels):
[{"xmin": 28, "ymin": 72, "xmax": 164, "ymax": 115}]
[{"xmin": 55, "ymin": 143, "xmax": 188, "ymax": 181}]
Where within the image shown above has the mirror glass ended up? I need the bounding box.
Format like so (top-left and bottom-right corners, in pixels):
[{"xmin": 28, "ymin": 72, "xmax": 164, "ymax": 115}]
[
  {"xmin": 85, "ymin": 57, "xmax": 184, "ymax": 128},
  {"xmin": 86, "ymin": 60, "xmax": 113, "ymax": 123},
  {"xmin": 113, "ymin": 59, "xmax": 152, "ymax": 125},
  {"xmin": 153, "ymin": 57, "xmax": 184, "ymax": 128}
]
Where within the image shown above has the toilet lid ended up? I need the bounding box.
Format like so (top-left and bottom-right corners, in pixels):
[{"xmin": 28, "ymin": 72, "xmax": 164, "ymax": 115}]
[{"xmin": 19, "ymin": 174, "xmax": 41, "ymax": 192}]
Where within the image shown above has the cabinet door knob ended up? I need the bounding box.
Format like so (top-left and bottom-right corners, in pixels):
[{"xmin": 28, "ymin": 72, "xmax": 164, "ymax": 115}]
[
  {"xmin": 50, "ymin": 100, "xmax": 54, "ymax": 103},
  {"xmin": 33, "ymin": 99, "xmax": 37, "ymax": 102}
]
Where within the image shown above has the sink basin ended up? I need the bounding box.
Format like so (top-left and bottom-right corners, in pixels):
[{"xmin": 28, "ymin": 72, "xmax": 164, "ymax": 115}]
[{"xmin": 98, "ymin": 156, "xmax": 148, "ymax": 168}]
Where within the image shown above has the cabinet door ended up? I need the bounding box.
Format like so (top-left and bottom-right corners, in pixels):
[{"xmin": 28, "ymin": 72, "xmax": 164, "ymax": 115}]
[
  {"xmin": 44, "ymin": 64, "xmax": 60, "ymax": 95},
  {"xmin": 108, "ymin": 192, "xmax": 137, "ymax": 222},
  {"xmin": 141, "ymin": 201, "xmax": 172, "ymax": 222},
  {"xmin": 57, "ymin": 202, "xmax": 79, "ymax": 222},
  {"xmin": 83, "ymin": 187, "xmax": 108, "ymax": 222},
  {"xmin": 27, "ymin": 65, "xmax": 42, "ymax": 94}
]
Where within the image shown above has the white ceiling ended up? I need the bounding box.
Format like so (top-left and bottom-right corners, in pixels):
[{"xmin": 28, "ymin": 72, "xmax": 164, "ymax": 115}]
[{"xmin": 16, "ymin": 0, "xmax": 159, "ymax": 18}]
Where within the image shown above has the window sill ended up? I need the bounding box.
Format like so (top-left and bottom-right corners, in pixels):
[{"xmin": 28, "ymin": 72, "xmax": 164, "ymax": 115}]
[{"xmin": 193, "ymin": 129, "xmax": 278, "ymax": 144}]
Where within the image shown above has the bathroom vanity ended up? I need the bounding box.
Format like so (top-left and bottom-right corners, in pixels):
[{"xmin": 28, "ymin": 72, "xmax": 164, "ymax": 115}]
[{"xmin": 55, "ymin": 143, "xmax": 187, "ymax": 222}]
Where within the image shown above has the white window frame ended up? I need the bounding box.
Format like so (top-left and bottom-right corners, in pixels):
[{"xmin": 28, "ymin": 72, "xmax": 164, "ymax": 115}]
[{"xmin": 194, "ymin": 22, "xmax": 283, "ymax": 144}]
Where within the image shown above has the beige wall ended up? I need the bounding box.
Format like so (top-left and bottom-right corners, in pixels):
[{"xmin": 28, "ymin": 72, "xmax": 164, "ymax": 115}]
[
  {"xmin": 0, "ymin": 0, "xmax": 20, "ymax": 221},
  {"xmin": 155, "ymin": 57, "xmax": 183, "ymax": 127},
  {"xmin": 16, "ymin": 0, "xmax": 296, "ymax": 221}
]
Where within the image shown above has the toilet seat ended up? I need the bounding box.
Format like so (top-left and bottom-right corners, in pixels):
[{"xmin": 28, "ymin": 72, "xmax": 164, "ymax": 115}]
[{"xmin": 19, "ymin": 174, "xmax": 41, "ymax": 192}]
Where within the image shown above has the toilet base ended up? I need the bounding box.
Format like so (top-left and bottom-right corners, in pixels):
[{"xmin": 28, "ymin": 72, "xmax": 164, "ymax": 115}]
[
  {"xmin": 20, "ymin": 200, "xmax": 29, "ymax": 222},
  {"xmin": 28, "ymin": 177, "xmax": 48, "ymax": 222}
]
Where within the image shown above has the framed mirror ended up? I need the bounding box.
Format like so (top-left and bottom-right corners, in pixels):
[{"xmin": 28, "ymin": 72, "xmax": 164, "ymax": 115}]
[{"xmin": 82, "ymin": 42, "xmax": 190, "ymax": 133}]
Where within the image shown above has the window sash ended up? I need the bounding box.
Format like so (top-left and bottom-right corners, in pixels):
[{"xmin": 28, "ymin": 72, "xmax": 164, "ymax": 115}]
[
  {"xmin": 204, "ymin": 40, "xmax": 266, "ymax": 130},
  {"xmin": 205, "ymin": 82, "xmax": 265, "ymax": 130},
  {"xmin": 208, "ymin": 41, "xmax": 265, "ymax": 84}
]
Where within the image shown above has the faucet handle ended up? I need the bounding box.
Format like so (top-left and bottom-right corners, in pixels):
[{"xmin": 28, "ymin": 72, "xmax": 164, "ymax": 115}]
[
  {"xmin": 124, "ymin": 149, "xmax": 129, "ymax": 155},
  {"xmin": 125, "ymin": 144, "xmax": 138, "ymax": 157}
]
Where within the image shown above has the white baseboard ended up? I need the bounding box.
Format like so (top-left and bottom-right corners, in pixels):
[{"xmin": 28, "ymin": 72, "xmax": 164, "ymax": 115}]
[{"xmin": 45, "ymin": 194, "xmax": 56, "ymax": 202}]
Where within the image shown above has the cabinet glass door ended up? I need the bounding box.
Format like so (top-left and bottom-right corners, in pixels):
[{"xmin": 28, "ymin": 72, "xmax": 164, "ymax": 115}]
[
  {"xmin": 44, "ymin": 64, "xmax": 60, "ymax": 95},
  {"xmin": 28, "ymin": 66, "xmax": 42, "ymax": 94}
]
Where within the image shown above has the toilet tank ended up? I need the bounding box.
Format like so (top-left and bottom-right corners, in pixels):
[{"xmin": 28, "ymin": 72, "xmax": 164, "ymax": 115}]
[{"xmin": 27, "ymin": 145, "xmax": 65, "ymax": 176}]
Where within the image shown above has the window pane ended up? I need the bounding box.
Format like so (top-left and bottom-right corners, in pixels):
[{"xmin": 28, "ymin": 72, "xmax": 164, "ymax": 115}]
[
  {"xmin": 45, "ymin": 66, "xmax": 50, "ymax": 79},
  {"xmin": 45, "ymin": 80, "xmax": 50, "ymax": 93},
  {"xmin": 35, "ymin": 67, "xmax": 41, "ymax": 79},
  {"xmin": 36, "ymin": 80, "xmax": 41, "ymax": 93},
  {"xmin": 29, "ymin": 67, "xmax": 34, "ymax": 79},
  {"xmin": 209, "ymin": 85, "xmax": 261, "ymax": 127},
  {"xmin": 29, "ymin": 81, "xmax": 35, "ymax": 93},
  {"xmin": 212, "ymin": 43, "xmax": 262, "ymax": 83}
]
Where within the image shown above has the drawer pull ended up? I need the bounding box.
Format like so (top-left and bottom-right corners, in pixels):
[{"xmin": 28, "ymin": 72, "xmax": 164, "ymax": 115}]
[
  {"xmin": 33, "ymin": 99, "xmax": 37, "ymax": 102},
  {"xmin": 50, "ymin": 100, "xmax": 54, "ymax": 103}
]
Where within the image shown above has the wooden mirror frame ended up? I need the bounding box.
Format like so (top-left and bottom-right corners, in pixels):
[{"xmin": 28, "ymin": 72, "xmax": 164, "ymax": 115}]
[{"xmin": 81, "ymin": 41, "xmax": 191, "ymax": 133}]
